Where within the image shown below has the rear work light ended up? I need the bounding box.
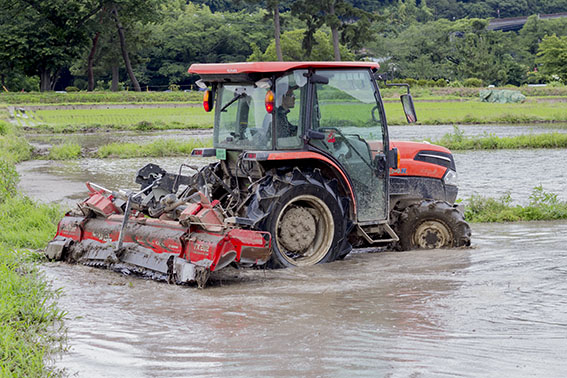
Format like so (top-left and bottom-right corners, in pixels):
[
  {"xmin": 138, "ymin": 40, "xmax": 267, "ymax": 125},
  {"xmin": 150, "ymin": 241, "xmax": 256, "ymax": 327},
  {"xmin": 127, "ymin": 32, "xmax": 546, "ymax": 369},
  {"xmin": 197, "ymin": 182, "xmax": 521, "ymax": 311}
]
[
  {"xmin": 203, "ymin": 89, "xmax": 213, "ymax": 112},
  {"xmin": 265, "ymin": 90, "xmax": 274, "ymax": 113}
]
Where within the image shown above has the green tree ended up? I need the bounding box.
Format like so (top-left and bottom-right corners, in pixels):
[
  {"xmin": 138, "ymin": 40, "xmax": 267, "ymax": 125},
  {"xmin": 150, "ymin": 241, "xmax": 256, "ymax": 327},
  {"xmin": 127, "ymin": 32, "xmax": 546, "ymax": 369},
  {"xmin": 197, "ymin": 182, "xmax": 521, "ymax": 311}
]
[
  {"xmin": 249, "ymin": 28, "xmax": 354, "ymax": 61},
  {"xmin": 143, "ymin": 4, "xmax": 271, "ymax": 88},
  {"xmin": 107, "ymin": 0, "xmax": 161, "ymax": 91},
  {"xmin": 0, "ymin": 0, "xmax": 102, "ymax": 91},
  {"xmin": 240, "ymin": 0, "xmax": 291, "ymax": 61},
  {"xmin": 292, "ymin": 0, "xmax": 374, "ymax": 61},
  {"xmin": 536, "ymin": 34, "xmax": 567, "ymax": 82},
  {"xmin": 368, "ymin": 17, "xmax": 528, "ymax": 85}
]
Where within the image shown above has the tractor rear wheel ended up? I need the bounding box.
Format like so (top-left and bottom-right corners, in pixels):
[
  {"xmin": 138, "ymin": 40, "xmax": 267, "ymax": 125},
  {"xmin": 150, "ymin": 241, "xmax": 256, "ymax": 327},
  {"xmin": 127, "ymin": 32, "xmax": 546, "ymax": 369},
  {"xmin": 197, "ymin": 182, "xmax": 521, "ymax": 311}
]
[
  {"xmin": 395, "ymin": 200, "xmax": 471, "ymax": 250},
  {"xmin": 247, "ymin": 168, "xmax": 350, "ymax": 268}
]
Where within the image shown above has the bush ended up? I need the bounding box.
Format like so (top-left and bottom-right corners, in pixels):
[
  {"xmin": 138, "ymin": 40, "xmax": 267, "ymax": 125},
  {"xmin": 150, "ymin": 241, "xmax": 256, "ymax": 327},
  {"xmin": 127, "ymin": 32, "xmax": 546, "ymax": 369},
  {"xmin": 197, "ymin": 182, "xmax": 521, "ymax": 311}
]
[
  {"xmin": 526, "ymin": 71, "xmax": 549, "ymax": 84},
  {"xmin": 0, "ymin": 120, "xmax": 9, "ymax": 135},
  {"xmin": 403, "ymin": 78, "xmax": 417, "ymax": 87},
  {"xmin": 4, "ymin": 74, "xmax": 40, "ymax": 92},
  {"xmin": 417, "ymin": 79, "xmax": 428, "ymax": 87},
  {"xmin": 0, "ymin": 160, "xmax": 18, "ymax": 204},
  {"xmin": 64, "ymin": 86, "xmax": 79, "ymax": 92},
  {"xmin": 448, "ymin": 80, "xmax": 463, "ymax": 88},
  {"xmin": 435, "ymin": 78, "xmax": 447, "ymax": 87},
  {"xmin": 73, "ymin": 78, "xmax": 88, "ymax": 90},
  {"xmin": 0, "ymin": 134, "xmax": 32, "ymax": 163},
  {"xmin": 47, "ymin": 143, "xmax": 81, "ymax": 160},
  {"xmin": 463, "ymin": 78, "xmax": 484, "ymax": 87},
  {"xmin": 96, "ymin": 138, "xmax": 212, "ymax": 158},
  {"xmin": 465, "ymin": 186, "xmax": 567, "ymax": 222}
]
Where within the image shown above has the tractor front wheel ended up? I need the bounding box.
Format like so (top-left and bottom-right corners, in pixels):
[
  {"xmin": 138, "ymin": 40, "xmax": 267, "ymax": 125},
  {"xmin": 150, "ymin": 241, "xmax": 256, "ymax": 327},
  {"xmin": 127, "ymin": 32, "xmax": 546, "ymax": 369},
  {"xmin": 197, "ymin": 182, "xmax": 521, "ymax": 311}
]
[
  {"xmin": 395, "ymin": 200, "xmax": 471, "ymax": 250},
  {"xmin": 247, "ymin": 168, "xmax": 350, "ymax": 268}
]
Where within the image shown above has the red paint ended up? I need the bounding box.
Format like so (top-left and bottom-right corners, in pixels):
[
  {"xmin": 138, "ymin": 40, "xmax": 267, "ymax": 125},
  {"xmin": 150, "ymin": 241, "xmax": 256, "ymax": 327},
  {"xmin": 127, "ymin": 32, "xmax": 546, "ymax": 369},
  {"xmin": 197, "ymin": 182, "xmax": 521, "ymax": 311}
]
[
  {"xmin": 189, "ymin": 61, "xmax": 380, "ymax": 75},
  {"xmin": 52, "ymin": 192, "xmax": 272, "ymax": 273},
  {"xmin": 390, "ymin": 141, "xmax": 450, "ymax": 179}
]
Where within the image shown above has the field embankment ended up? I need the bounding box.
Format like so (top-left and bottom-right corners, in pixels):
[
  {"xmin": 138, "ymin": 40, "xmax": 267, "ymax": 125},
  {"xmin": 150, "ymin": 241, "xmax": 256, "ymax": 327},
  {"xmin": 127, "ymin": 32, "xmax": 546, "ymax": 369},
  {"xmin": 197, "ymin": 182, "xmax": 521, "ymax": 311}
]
[{"xmin": 0, "ymin": 117, "xmax": 66, "ymax": 376}]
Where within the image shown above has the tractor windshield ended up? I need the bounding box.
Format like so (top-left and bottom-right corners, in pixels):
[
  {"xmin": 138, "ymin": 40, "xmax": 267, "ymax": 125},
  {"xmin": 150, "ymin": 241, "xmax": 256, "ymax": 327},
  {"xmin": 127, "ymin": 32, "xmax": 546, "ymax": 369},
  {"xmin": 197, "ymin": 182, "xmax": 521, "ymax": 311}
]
[{"xmin": 215, "ymin": 84, "xmax": 273, "ymax": 150}]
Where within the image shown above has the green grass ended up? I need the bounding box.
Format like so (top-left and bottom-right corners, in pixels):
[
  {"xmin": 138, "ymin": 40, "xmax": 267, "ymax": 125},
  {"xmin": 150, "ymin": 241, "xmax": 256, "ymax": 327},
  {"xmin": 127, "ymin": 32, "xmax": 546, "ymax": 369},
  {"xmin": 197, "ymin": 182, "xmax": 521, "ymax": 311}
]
[
  {"xmin": 3, "ymin": 86, "xmax": 565, "ymax": 105},
  {"xmin": 30, "ymin": 106, "xmax": 212, "ymax": 132},
  {"xmin": 433, "ymin": 127, "xmax": 567, "ymax": 150},
  {"xmin": 47, "ymin": 143, "xmax": 82, "ymax": 160},
  {"xmin": 0, "ymin": 247, "xmax": 67, "ymax": 377},
  {"xmin": 384, "ymin": 100, "xmax": 567, "ymax": 125},
  {"xmin": 0, "ymin": 121, "xmax": 33, "ymax": 163},
  {"xmin": 0, "ymin": 110, "xmax": 66, "ymax": 377},
  {"xmin": 97, "ymin": 138, "xmax": 212, "ymax": 158},
  {"xmin": 0, "ymin": 90, "xmax": 201, "ymax": 105},
  {"xmin": 0, "ymin": 195, "xmax": 63, "ymax": 249},
  {"xmin": 465, "ymin": 186, "xmax": 567, "ymax": 222}
]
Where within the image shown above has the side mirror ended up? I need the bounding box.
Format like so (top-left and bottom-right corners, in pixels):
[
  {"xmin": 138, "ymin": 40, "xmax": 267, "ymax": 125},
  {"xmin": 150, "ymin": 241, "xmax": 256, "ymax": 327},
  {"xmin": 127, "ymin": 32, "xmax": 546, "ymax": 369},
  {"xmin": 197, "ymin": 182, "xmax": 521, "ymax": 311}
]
[
  {"xmin": 401, "ymin": 94, "xmax": 417, "ymax": 123},
  {"xmin": 309, "ymin": 74, "xmax": 329, "ymax": 85},
  {"xmin": 387, "ymin": 148, "xmax": 399, "ymax": 169},
  {"xmin": 306, "ymin": 129, "xmax": 325, "ymax": 140}
]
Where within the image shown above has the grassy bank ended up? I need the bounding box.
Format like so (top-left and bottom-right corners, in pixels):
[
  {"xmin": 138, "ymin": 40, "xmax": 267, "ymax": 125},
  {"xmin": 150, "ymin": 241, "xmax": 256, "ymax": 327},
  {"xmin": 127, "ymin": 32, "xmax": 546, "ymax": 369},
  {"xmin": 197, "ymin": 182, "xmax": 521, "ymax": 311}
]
[
  {"xmin": 0, "ymin": 116, "xmax": 66, "ymax": 376},
  {"xmin": 384, "ymin": 100, "xmax": 567, "ymax": 125},
  {"xmin": 0, "ymin": 247, "xmax": 66, "ymax": 377},
  {"xmin": 380, "ymin": 84, "xmax": 567, "ymax": 99},
  {"xmin": 0, "ymin": 120, "xmax": 33, "ymax": 162},
  {"xmin": 97, "ymin": 138, "xmax": 212, "ymax": 158},
  {"xmin": 433, "ymin": 128, "xmax": 567, "ymax": 150},
  {"xmin": 2, "ymin": 85, "xmax": 567, "ymax": 105},
  {"xmin": 17, "ymin": 106, "xmax": 212, "ymax": 132},
  {"xmin": 464, "ymin": 186, "xmax": 567, "ymax": 223},
  {"xmin": 0, "ymin": 90, "xmax": 201, "ymax": 105},
  {"xmin": 4, "ymin": 86, "xmax": 567, "ymax": 134},
  {"xmin": 42, "ymin": 129, "xmax": 567, "ymax": 161}
]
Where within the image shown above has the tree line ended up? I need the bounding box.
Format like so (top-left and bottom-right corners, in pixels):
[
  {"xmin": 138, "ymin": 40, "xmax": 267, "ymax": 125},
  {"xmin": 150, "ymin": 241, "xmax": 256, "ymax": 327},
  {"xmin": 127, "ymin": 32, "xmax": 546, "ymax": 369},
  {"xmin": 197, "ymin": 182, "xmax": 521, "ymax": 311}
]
[{"xmin": 1, "ymin": 0, "xmax": 566, "ymax": 92}]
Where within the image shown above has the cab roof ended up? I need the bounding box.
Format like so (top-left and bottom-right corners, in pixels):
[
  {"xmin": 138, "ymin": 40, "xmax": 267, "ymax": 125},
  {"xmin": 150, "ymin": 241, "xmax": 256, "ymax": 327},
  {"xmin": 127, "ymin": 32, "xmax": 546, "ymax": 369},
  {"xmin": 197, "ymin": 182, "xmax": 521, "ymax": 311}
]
[{"xmin": 188, "ymin": 61, "xmax": 380, "ymax": 75}]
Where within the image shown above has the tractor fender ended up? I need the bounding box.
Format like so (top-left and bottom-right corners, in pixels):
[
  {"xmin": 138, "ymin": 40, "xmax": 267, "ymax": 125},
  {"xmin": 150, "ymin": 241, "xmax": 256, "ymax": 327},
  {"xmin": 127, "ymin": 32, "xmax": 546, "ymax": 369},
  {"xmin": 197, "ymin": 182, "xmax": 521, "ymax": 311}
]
[{"xmin": 252, "ymin": 151, "xmax": 357, "ymax": 220}]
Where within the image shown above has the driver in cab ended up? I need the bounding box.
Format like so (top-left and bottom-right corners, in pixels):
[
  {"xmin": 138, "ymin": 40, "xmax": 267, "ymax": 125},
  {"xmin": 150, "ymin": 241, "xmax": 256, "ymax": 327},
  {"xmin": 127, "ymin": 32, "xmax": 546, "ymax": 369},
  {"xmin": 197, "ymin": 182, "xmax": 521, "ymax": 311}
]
[{"xmin": 276, "ymin": 85, "xmax": 298, "ymax": 138}]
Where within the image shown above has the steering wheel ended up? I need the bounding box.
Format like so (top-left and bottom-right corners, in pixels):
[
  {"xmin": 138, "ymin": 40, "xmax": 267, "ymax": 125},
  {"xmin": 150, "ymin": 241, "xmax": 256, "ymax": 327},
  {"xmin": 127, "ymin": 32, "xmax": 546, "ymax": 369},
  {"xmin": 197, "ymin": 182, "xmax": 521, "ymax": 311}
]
[{"xmin": 371, "ymin": 106, "xmax": 381, "ymax": 123}]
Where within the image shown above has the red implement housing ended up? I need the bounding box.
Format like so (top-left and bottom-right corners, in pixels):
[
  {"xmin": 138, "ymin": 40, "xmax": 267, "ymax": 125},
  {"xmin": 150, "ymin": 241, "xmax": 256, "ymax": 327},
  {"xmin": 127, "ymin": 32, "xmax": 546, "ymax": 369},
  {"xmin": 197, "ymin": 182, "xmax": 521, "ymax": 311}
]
[{"xmin": 46, "ymin": 184, "xmax": 271, "ymax": 287}]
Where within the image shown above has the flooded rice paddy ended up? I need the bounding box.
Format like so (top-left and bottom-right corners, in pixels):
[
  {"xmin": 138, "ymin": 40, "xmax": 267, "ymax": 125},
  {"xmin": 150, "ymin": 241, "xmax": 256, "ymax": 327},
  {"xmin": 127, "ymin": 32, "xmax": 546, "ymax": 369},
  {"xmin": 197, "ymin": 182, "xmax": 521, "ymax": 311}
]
[
  {"xmin": 43, "ymin": 221, "xmax": 567, "ymax": 377},
  {"xmin": 15, "ymin": 123, "xmax": 567, "ymax": 376},
  {"xmin": 24, "ymin": 122, "xmax": 567, "ymax": 153},
  {"xmin": 17, "ymin": 148, "xmax": 567, "ymax": 207}
]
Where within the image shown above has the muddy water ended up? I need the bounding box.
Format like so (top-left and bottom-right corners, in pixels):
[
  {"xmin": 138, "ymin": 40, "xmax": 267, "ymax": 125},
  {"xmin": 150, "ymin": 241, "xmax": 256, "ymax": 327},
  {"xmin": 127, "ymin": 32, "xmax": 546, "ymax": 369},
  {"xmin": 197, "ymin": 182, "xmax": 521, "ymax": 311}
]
[
  {"xmin": 389, "ymin": 122, "xmax": 567, "ymax": 142},
  {"xmin": 26, "ymin": 129, "xmax": 213, "ymax": 152},
  {"xmin": 16, "ymin": 157, "xmax": 216, "ymax": 207},
  {"xmin": 17, "ymin": 148, "xmax": 567, "ymax": 207},
  {"xmin": 24, "ymin": 123, "xmax": 567, "ymax": 151},
  {"xmin": 42, "ymin": 221, "xmax": 567, "ymax": 377},
  {"xmin": 17, "ymin": 124, "xmax": 567, "ymax": 375},
  {"xmin": 456, "ymin": 148, "xmax": 567, "ymax": 203}
]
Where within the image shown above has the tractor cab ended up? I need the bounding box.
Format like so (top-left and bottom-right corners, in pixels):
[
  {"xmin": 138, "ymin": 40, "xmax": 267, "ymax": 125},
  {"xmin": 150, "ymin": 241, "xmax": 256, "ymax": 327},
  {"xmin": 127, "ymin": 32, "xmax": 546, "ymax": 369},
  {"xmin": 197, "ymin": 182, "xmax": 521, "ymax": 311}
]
[{"xmin": 191, "ymin": 62, "xmax": 414, "ymax": 224}]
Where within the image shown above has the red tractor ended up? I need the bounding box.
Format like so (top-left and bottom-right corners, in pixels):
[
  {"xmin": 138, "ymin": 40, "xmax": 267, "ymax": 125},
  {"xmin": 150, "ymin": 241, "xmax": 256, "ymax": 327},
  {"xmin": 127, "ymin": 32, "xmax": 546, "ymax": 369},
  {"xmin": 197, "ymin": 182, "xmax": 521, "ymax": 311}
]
[
  {"xmin": 187, "ymin": 61, "xmax": 470, "ymax": 267},
  {"xmin": 46, "ymin": 61, "xmax": 470, "ymax": 285}
]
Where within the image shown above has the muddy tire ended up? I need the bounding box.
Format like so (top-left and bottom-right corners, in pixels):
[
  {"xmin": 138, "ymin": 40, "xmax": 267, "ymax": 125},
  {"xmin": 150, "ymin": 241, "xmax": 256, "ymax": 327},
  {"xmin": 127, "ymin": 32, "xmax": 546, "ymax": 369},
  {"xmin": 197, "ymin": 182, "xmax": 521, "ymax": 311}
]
[
  {"xmin": 247, "ymin": 168, "xmax": 350, "ymax": 268},
  {"xmin": 395, "ymin": 200, "xmax": 471, "ymax": 251}
]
